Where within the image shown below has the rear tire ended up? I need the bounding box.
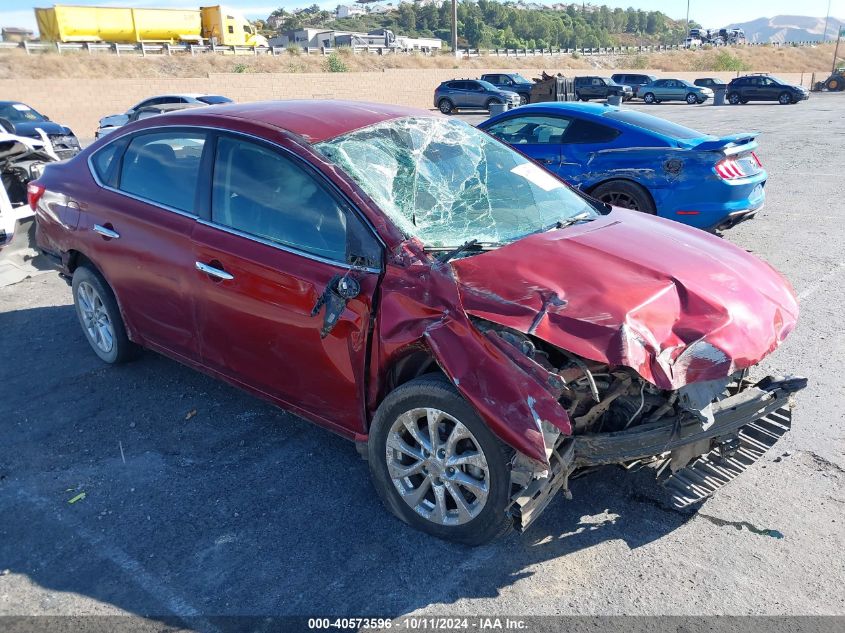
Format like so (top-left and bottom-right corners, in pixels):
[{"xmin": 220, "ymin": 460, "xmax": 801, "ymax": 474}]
[
  {"xmin": 519, "ymin": 94, "xmax": 529, "ymax": 105},
  {"xmin": 591, "ymin": 180, "xmax": 656, "ymax": 214},
  {"xmin": 643, "ymin": 92, "xmax": 656, "ymax": 104},
  {"xmin": 72, "ymin": 265, "xmax": 137, "ymax": 364},
  {"xmin": 438, "ymin": 99, "xmax": 454, "ymax": 115},
  {"xmin": 368, "ymin": 375, "xmax": 513, "ymax": 545}
]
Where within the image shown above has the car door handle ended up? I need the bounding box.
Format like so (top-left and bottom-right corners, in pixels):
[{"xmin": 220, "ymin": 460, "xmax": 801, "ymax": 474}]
[
  {"xmin": 537, "ymin": 158, "xmax": 555, "ymax": 164},
  {"xmin": 195, "ymin": 261, "xmax": 234, "ymax": 281},
  {"xmin": 93, "ymin": 224, "xmax": 120, "ymax": 239}
]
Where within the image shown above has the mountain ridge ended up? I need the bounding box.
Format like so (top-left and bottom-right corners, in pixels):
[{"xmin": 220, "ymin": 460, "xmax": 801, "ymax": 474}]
[{"xmin": 726, "ymin": 14, "xmax": 844, "ymax": 43}]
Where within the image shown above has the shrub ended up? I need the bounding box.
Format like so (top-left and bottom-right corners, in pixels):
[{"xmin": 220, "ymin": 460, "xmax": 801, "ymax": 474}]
[
  {"xmin": 712, "ymin": 50, "xmax": 749, "ymax": 71},
  {"xmin": 233, "ymin": 62, "xmax": 250, "ymax": 73},
  {"xmin": 286, "ymin": 43, "xmax": 301, "ymax": 56},
  {"xmin": 325, "ymin": 52, "xmax": 348, "ymax": 73},
  {"xmin": 629, "ymin": 54, "xmax": 648, "ymax": 69}
]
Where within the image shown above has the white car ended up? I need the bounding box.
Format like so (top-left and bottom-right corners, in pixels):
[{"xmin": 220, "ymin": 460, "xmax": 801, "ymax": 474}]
[
  {"xmin": 0, "ymin": 132, "xmax": 56, "ymax": 286},
  {"xmin": 95, "ymin": 93, "xmax": 233, "ymax": 138},
  {"xmin": 684, "ymin": 37, "xmax": 702, "ymax": 49}
]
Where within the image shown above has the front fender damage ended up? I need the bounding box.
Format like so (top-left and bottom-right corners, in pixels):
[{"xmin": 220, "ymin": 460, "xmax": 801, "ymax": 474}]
[{"xmin": 423, "ymin": 316, "xmax": 571, "ymax": 465}]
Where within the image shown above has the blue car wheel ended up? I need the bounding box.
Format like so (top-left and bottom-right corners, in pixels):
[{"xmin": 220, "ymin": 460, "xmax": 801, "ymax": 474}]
[{"xmin": 591, "ymin": 180, "xmax": 656, "ymax": 214}]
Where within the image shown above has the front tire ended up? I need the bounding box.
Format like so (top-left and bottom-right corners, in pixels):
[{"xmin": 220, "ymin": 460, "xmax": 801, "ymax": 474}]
[
  {"xmin": 72, "ymin": 265, "xmax": 137, "ymax": 364},
  {"xmin": 591, "ymin": 180, "xmax": 656, "ymax": 214},
  {"xmin": 643, "ymin": 92, "xmax": 656, "ymax": 104},
  {"xmin": 728, "ymin": 92, "xmax": 741, "ymax": 105},
  {"xmin": 368, "ymin": 375, "xmax": 513, "ymax": 545},
  {"xmin": 686, "ymin": 93, "xmax": 698, "ymax": 104},
  {"xmin": 438, "ymin": 99, "xmax": 454, "ymax": 115},
  {"xmin": 778, "ymin": 91, "xmax": 793, "ymax": 105},
  {"xmin": 519, "ymin": 94, "xmax": 529, "ymax": 105}
]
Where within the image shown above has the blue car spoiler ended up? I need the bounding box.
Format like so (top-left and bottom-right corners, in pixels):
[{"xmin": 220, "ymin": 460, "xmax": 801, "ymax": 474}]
[{"xmin": 694, "ymin": 132, "xmax": 759, "ymax": 154}]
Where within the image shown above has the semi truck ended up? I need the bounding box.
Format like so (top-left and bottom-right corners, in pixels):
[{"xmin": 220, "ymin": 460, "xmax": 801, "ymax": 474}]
[{"xmin": 34, "ymin": 5, "xmax": 268, "ymax": 47}]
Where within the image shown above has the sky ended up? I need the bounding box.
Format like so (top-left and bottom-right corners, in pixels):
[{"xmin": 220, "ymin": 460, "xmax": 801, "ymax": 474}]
[{"xmin": 1, "ymin": 0, "xmax": 842, "ymax": 33}]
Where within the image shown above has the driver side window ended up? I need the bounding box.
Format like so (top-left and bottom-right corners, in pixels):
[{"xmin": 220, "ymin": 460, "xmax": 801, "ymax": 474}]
[
  {"xmin": 485, "ymin": 116, "xmax": 571, "ymax": 145},
  {"xmin": 211, "ymin": 136, "xmax": 358, "ymax": 263}
]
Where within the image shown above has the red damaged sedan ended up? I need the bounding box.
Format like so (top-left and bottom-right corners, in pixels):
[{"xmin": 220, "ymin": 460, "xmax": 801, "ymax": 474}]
[{"xmin": 34, "ymin": 101, "xmax": 805, "ymax": 544}]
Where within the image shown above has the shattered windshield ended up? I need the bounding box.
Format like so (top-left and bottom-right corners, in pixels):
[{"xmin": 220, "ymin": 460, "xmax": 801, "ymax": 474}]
[{"xmin": 315, "ymin": 117, "xmax": 597, "ymax": 248}]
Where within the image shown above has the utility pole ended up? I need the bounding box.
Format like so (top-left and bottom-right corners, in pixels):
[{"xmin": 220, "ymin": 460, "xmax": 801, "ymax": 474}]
[
  {"xmin": 686, "ymin": 0, "xmax": 690, "ymax": 35},
  {"xmin": 823, "ymin": 0, "xmax": 831, "ymax": 42},
  {"xmin": 834, "ymin": 27, "xmax": 842, "ymax": 74},
  {"xmin": 451, "ymin": 0, "xmax": 459, "ymax": 59}
]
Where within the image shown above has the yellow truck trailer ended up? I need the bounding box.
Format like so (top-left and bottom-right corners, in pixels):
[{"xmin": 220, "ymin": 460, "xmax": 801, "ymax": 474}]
[{"xmin": 34, "ymin": 5, "xmax": 268, "ymax": 46}]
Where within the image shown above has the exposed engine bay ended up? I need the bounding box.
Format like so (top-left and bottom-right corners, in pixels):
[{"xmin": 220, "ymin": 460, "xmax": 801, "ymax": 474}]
[
  {"xmin": 472, "ymin": 318, "xmax": 806, "ymax": 531},
  {"xmin": 475, "ymin": 319, "xmax": 729, "ymax": 437}
]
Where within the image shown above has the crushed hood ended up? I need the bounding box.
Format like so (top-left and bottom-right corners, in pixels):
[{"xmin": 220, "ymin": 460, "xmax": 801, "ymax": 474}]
[
  {"xmin": 7, "ymin": 120, "xmax": 70, "ymax": 138},
  {"xmin": 450, "ymin": 208, "xmax": 798, "ymax": 390}
]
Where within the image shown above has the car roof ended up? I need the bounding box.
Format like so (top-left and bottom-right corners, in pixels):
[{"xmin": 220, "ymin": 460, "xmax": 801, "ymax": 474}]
[
  {"xmin": 484, "ymin": 102, "xmax": 613, "ymax": 120},
  {"xmin": 161, "ymin": 99, "xmax": 437, "ymax": 144},
  {"xmin": 138, "ymin": 103, "xmax": 205, "ymax": 112}
]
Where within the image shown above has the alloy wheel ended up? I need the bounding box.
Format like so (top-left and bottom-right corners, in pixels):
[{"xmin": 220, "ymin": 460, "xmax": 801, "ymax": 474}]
[
  {"xmin": 598, "ymin": 191, "xmax": 640, "ymax": 210},
  {"xmin": 77, "ymin": 281, "xmax": 115, "ymax": 354},
  {"xmin": 385, "ymin": 407, "xmax": 490, "ymax": 526}
]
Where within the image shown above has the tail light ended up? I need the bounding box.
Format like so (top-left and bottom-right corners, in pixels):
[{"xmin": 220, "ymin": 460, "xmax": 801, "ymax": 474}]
[
  {"xmin": 751, "ymin": 151, "xmax": 763, "ymax": 167},
  {"xmin": 27, "ymin": 182, "xmax": 46, "ymax": 211},
  {"xmin": 714, "ymin": 157, "xmax": 747, "ymax": 180}
]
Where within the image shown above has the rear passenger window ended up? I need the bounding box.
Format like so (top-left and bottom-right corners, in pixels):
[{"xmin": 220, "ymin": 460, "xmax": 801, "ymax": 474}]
[
  {"xmin": 91, "ymin": 139, "xmax": 126, "ymax": 187},
  {"xmin": 119, "ymin": 131, "xmax": 206, "ymax": 213},
  {"xmin": 563, "ymin": 120, "xmax": 620, "ymax": 144},
  {"xmin": 211, "ymin": 136, "xmax": 348, "ymax": 261}
]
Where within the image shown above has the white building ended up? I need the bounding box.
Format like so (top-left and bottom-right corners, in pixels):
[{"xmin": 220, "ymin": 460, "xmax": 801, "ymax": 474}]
[{"xmin": 336, "ymin": 5, "xmax": 366, "ymax": 18}]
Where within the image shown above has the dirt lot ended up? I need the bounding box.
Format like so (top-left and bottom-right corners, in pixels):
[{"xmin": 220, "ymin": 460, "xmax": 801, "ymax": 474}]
[{"xmin": 1, "ymin": 94, "xmax": 844, "ymax": 626}]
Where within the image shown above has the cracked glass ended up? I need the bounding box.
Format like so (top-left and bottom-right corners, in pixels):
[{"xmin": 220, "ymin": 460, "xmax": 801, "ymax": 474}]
[{"xmin": 315, "ymin": 117, "xmax": 597, "ymax": 248}]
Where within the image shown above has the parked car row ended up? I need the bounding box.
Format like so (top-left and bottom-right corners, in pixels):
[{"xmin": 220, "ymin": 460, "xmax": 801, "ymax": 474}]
[
  {"xmin": 437, "ymin": 73, "xmax": 809, "ymax": 111},
  {"xmin": 29, "ymin": 98, "xmax": 805, "ymax": 546}
]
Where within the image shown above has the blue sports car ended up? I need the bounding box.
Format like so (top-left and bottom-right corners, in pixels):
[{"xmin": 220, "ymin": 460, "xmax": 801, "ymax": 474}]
[{"xmin": 479, "ymin": 102, "xmax": 767, "ymax": 231}]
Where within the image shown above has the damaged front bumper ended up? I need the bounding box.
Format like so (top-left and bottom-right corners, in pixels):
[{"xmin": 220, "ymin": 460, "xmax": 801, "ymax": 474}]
[{"xmin": 509, "ymin": 375, "xmax": 807, "ymax": 531}]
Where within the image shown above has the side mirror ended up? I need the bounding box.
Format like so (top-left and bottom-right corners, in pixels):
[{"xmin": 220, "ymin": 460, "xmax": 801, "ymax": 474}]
[{"xmin": 336, "ymin": 275, "xmax": 360, "ymax": 300}]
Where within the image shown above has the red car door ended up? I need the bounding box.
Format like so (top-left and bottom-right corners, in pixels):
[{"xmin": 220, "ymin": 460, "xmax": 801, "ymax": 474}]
[
  {"xmin": 191, "ymin": 133, "xmax": 382, "ymax": 435},
  {"xmin": 82, "ymin": 129, "xmax": 208, "ymax": 361}
]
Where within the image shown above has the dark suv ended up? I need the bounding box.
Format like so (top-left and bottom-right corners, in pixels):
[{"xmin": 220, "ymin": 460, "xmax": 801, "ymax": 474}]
[
  {"xmin": 574, "ymin": 76, "xmax": 633, "ymax": 101},
  {"xmin": 726, "ymin": 74, "xmax": 810, "ymax": 105},
  {"xmin": 480, "ymin": 73, "xmax": 534, "ymax": 104},
  {"xmin": 611, "ymin": 73, "xmax": 657, "ymax": 98},
  {"xmin": 434, "ymin": 80, "xmax": 520, "ymax": 114},
  {"xmin": 694, "ymin": 77, "xmax": 727, "ymax": 89}
]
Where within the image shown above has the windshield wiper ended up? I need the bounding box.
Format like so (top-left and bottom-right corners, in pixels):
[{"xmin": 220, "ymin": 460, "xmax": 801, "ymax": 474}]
[
  {"xmin": 434, "ymin": 239, "xmax": 499, "ymax": 263},
  {"xmin": 545, "ymin": 212, "xmax": 594, "ymax": 232}
]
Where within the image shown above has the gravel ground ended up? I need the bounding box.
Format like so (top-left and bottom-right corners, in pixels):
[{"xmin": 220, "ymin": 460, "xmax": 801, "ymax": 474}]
[{"xmin": 1, "ymin": 94, "xmax": 844, "ymax": 626}]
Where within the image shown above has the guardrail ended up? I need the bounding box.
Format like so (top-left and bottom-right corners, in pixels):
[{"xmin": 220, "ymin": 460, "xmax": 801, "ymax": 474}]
[{"xmin": 1, "ymin": 39, "xmax": 825, "ymax": 56}]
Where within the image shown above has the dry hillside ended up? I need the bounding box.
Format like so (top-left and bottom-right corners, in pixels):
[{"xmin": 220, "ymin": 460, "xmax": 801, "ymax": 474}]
[{"xmin": 0, "ymin": 43, "xmax": 837, "ymax": 79}]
